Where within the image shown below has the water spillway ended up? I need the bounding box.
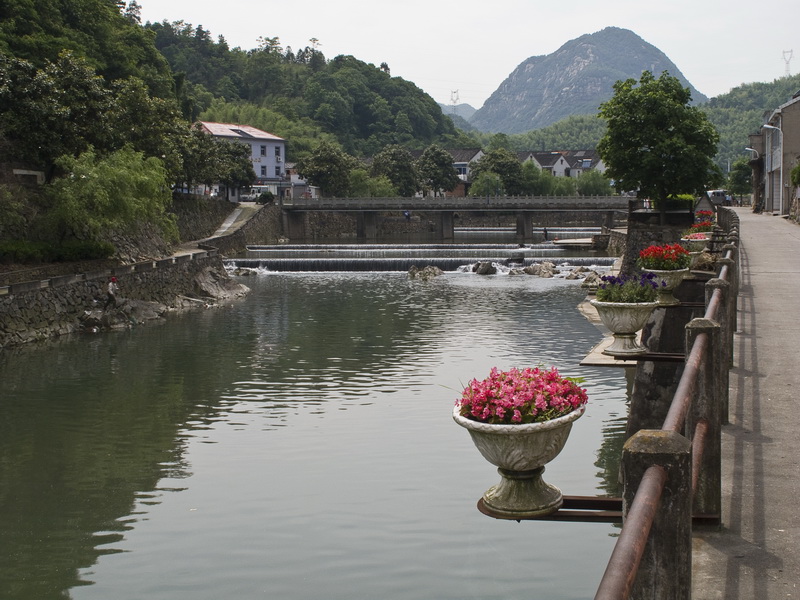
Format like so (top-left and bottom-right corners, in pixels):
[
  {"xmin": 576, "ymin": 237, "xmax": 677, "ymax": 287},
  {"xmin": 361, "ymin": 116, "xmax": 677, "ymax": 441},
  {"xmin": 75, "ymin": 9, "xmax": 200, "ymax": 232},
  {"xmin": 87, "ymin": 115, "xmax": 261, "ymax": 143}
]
[{"xmin": 227, "ymin": 242, "xmax": 616, "ymax": 273}]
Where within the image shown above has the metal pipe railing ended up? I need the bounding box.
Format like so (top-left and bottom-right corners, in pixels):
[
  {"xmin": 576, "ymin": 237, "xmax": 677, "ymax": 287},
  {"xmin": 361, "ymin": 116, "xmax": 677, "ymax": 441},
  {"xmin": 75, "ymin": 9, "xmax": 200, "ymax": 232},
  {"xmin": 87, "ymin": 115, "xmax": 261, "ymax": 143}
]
[
  {"xmin": 595, "ymin": 466, "xmax": 668, "ymax": 600},
  {"xmin": 594, "ymin": 207, "xmax": 739, "ymax": 599}
]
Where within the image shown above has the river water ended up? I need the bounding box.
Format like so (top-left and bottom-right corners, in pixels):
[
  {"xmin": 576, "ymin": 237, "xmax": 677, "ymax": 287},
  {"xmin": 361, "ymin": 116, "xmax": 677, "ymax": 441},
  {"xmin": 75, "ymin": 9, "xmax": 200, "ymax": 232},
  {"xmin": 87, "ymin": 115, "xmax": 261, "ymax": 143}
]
[{"xmin": 0, "ymin": 257, "xmax": 630, "ymax": 600}]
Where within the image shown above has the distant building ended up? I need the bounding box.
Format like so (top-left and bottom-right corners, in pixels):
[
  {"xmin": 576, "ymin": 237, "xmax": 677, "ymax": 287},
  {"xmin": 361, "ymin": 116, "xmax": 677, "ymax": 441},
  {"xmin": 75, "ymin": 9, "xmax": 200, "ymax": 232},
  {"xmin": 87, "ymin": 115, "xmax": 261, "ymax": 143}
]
[
  {"xmin": 750, "ymin": 90, "xmax": 800, "ymax": 216},
  {"xmin": 198, "ymin": 121, "xmax": 287, "ymax": 202},
  {"xmin": 520, "ymin": 150, "xmax": 605, "ymax": 178},
  {"xmin": 446, "ymin": 148, "xmax": 484, "ymax": 196}
]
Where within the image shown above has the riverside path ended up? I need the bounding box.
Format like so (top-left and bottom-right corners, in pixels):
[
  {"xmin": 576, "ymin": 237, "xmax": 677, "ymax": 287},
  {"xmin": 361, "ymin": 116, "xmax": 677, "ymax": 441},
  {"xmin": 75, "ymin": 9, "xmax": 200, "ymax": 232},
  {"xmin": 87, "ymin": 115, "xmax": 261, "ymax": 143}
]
[{"xmin": 692, "ymin": 207, "xmax": 800, "ymax": 598}]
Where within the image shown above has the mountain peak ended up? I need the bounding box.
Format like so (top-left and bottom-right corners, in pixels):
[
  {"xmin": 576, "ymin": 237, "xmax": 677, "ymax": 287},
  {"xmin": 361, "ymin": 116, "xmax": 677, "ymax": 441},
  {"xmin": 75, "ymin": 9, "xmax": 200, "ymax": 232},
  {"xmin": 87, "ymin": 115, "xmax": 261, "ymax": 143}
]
[{"xmin": 470, "ymin": 28, "xmax": 707, "ymax": 133}]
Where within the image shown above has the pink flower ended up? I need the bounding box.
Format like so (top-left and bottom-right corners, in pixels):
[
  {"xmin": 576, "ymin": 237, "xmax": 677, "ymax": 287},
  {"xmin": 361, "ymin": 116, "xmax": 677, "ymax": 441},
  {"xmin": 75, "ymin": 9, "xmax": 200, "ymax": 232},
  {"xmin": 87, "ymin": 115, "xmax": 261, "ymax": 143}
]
[{"xmin": 455, "ymin": 366, "xmax": 588, "ymax": 424}]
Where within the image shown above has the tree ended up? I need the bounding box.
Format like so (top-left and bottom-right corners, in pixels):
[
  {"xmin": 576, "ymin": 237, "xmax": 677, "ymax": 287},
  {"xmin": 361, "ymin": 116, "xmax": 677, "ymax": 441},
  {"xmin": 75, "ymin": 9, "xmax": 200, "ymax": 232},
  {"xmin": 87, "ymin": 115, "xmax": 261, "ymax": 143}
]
[
  {"xmin": 598, "ymin": 71, "xmax": 719, "ymax": 211},
  {"xmin": 520, "ymin": 161, "xmax": 553, "ymax": 195},
  {"xmin": 44, "ymin": 147, "xmax": 177, "ymax": 242},
  {"xmin": 416, "ymin": 145, "xmax": 458, "ymax": 197},
  {"xmin": 370, "ymin": 145, "xmax": 418, "ymax": 196},
  {"xmin": 469, "ymin": 172, "xmax": 504, "ymax": 196},
  {"xmin": 551, "ymin": 176, "xmax": 577, "ymax": 196},
  {"xmin": 0, "ymin": 52, "xmax": 113, "ymax": 178},
  {"xmin": 176, "ymin": 125, "xmax": 255, "ymax": 190},
  {"xmin": 349, "ymin": 169, "xmax": 397, "ymax": 197},
  {"xmin": 727, "ymin": 157, "xmax": 751, "ymax": 200},
  {"xmin": 471, "ymin": 148, "xmax": 524, "ymax": 195},
  {"xmin": 295, "ymin": 141, "xmax": 358, "ymax": 197},
  {"xmin": 576, "ymin": 169, "xmax": 613, "ymax": 196}
]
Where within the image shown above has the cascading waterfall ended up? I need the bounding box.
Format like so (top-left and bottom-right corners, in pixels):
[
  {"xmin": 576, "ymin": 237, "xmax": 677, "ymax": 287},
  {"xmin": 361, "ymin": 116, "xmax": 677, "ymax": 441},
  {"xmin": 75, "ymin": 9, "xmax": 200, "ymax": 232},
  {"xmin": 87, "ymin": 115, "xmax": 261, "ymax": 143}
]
[{"xmin": 226, "ymin": 241, "xmax": 616, "ymax": 273}]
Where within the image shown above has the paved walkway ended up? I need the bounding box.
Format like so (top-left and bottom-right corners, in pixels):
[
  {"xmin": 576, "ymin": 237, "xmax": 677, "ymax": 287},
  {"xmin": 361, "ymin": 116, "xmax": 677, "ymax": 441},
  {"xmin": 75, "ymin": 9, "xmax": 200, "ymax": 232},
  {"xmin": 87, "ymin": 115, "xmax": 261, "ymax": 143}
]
[
  {"xmin": 692, "ymin": 208, "xmax": 800, "ymax": 598},
  {"xmin": 173, "ymin": 202, "xmax": 263, "ymax": 257}
]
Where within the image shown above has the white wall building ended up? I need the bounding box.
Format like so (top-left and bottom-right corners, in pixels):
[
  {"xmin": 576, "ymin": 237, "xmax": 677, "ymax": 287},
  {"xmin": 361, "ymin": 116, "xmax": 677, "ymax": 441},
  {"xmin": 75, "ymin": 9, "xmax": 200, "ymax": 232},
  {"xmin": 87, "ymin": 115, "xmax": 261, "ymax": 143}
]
[{"xmin": 199, "ymin": 122, "xmax": 287, "ymax": 202}]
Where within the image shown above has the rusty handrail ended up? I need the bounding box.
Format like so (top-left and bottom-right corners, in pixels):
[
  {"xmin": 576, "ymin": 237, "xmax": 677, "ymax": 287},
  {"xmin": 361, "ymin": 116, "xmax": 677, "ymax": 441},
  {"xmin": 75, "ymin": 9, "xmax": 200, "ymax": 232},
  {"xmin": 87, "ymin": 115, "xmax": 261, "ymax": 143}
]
[
  {"xmin": 662, "ymin": 332, "xmax": 706, "ymax": 432},
  {"xmin": 595, "ymin": 465, "xmax": 668, "ymax": 600},
  {"xmin": 594, "ymin": 208, "xmax": 739, "ymax": 598},
  {"xmin": 691, "ymin": 420, "xmax": 709, "ymax": 495}
]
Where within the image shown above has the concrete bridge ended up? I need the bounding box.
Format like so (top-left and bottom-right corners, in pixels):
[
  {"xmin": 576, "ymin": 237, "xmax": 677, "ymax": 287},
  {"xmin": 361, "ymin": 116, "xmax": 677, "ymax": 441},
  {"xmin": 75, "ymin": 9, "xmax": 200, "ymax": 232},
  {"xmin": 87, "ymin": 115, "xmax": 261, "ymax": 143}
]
[{"xmin": 279, "ymin": 195, "xmax": 629, "ymax": 240}]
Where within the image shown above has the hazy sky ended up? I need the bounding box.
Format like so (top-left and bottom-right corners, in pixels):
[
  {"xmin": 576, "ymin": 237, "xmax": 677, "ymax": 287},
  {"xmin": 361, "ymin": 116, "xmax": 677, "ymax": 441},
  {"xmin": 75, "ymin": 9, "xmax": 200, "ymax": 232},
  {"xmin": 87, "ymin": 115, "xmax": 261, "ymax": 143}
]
[{"xmin": 138, "ymin": 0, "xmax": 798, "ymax": 109}]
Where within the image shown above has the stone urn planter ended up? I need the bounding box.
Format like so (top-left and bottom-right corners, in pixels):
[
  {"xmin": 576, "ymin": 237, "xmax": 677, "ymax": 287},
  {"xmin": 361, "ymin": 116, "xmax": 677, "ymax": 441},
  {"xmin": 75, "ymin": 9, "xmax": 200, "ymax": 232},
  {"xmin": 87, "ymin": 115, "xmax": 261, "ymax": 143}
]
[
  {"xmin": 590, "ymin": 299, "xmax": 659, "ymax": 356},
  {"xmin": 680, "ymin": 236, "xmax": 710, "ymax": 253},
  {"xmin": 452, "ymin": 366, "xmax": 588, "ymax": 518},
  {"xmin": 453, "ymin": 405, "xmax": 585, "ymax": 518},
  {"xmin": 644, "ymin": 268, "xmax": 689, "ymax": 306}
]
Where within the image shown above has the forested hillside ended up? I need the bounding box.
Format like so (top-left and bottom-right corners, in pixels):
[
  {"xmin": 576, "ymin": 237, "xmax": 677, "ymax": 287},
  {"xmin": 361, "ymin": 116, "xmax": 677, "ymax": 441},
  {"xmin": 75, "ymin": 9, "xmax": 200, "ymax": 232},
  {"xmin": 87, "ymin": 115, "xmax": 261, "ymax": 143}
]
[
  {"xmin": 145, "ymin": 21, "xmax": 465, "ymax": 159},
  {"xmin": 702, "ymin": 74, "xmax": 800, "ymax": 170}
]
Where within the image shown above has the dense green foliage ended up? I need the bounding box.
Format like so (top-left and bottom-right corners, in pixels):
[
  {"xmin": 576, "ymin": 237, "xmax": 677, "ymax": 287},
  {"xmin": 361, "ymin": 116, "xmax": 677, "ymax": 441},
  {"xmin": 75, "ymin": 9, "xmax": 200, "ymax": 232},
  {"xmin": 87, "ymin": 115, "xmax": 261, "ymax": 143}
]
[
  {"xmin": 0, "ymin": 239, "xmax": 115, "ymax": 263},
  {"xmin": 145, "ymin": 21, "xmax": 460, "ymax": 159},
  {"xmin": 416, "ymin": 145, "xmax": 460, "ymax": 196},
  {"xmin": 370, "ymin": 145, "xmax": 418, "ymax": 197},
  {"xmin": 598, "ymin": 71, "xmax": 720, "ymax": 203},
  {"xmin": 470, "ymin": 149, "xmax": 525, "ymax": 195},
  {"xmin": 727, "ymin": 158, "xmax": 752, "ymax": 198},
  {"xmin": 0, "ymin": 0, "xmax": 173, "ymax": 95},
  {"xmin": 45, "ymin": 147, "xmax": 178, "ymax": 242},
  {"xmin": 702, "ymin": 73, "xmax": 800, "ymax": 172}
]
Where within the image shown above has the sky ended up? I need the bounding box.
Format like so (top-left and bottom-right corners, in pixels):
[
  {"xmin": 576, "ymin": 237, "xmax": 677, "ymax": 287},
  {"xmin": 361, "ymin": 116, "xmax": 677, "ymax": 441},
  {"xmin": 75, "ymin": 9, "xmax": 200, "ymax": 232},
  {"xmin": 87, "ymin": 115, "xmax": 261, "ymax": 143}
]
[{"xmin": 138, "ymin": 0, "xmax": 798, "ymax": 110}]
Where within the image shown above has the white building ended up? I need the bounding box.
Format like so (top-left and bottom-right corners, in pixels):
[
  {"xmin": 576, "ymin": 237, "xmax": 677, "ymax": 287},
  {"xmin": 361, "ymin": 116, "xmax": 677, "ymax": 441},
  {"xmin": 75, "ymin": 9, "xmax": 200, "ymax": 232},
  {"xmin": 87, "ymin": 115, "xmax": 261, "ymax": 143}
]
[{"xmin": 198, "ymin": 121, "xmax": 287, "ymax": 202}]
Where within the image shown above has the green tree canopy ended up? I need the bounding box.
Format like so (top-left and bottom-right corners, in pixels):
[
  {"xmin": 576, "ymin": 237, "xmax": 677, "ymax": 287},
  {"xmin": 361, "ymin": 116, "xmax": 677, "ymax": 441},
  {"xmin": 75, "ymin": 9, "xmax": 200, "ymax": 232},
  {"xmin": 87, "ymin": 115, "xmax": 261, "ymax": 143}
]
[
  {"xmin": 416, "ymin": 145, "xmax": 459, "ymax": 197},
  {"xmin": 296, "ymin": 140, "xmax": 359, "ymax": 197},
  {"xmin": 519, "ymin": 161, "xmax": 553, "ymax": 195},
  {"xmin": 469, "ymin": 171, "xmax": 504, "ymax": 196},
  {"xmin": 370, "ymin": 144, "xmax": 418, "ymax": 196},
  {"xmin": 349, "ymin": 169, "xmax": 397, "ymax": 197},
  {"xmin": 44, "ymin": 146, "xmax": 177, "ymax": 242},
  {"xmin": 727, "ymin": 157, "xmax": 751, "ymax": 198},
  {"xmin": 597, "ymin": 71, "xmax": 720, "ymax": 204},
  {"xmin": 575, "ymin": 169, "xmax": 613, "ymax": 196},
  {"xmin": 471, "ymin": 148, "xmax": 524, "ymax": 195},
  {"xmin": 175, "ymin": 125, "xmax": 255, "ymax": 190}
]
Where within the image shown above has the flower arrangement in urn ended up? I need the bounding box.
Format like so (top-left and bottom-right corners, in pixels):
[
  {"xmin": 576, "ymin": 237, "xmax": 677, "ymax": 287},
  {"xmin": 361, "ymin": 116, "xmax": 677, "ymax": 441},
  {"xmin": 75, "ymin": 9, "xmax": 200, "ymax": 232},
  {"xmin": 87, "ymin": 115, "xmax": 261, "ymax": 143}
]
[
  {"xmin": 591, "ymin": 273, "xmax": 660, "ymax": 355},
  {"xmin": 452, "ymin": 366, "xmax": 588, "ymax": 517},
  {"xmin": 637, "ymin": 243, "xmax": 691, "ymax": 305},
  {"xmin": 684, "ymin": 221, "xmax": 714, "ymax": 235},
  {"xmin": 455, "ymin": 366, "xmax": 588, "ymax": 424},
  {"xmin": 595, "ymin": 272, "xmax": 660, "ymax": 303},
  {"xmin": 637, "ymin": 243, "xmax": 691, "ymax": 271}
]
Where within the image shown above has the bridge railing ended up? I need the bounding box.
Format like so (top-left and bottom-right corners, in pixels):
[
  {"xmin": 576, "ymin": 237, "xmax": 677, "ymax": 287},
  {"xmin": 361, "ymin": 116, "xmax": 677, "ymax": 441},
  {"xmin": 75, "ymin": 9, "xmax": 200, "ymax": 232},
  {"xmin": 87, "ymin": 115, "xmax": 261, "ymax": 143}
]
[
  {"xmin": 594, "ymin": 207, "xmax": 740, "ymax": 599},
  {"xmin": 280, "ymin": 195, "xmax": 629, "ymax": 211}
]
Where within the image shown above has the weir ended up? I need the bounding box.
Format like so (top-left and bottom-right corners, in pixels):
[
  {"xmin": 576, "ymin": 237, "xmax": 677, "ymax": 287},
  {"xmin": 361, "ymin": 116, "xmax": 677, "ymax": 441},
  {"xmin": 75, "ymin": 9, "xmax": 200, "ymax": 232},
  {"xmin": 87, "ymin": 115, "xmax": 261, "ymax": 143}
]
[
  {"xmin": 279, "ymin": 196, "xmax": 627, "ymax": 241},
  {"xmin": 227, "ymin": 242, "xmax": 616, "ymax": 272}
]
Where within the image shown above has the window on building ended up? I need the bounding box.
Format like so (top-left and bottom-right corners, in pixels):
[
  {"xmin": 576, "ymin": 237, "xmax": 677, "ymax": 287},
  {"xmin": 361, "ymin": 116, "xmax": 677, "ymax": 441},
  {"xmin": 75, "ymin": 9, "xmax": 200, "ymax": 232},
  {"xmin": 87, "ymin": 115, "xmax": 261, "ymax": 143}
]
[
  {"xmin": 275, "ymin": 166, "xmax": 281, "ymax": 177},
  {"xmin": 261, "ymin": 166, "xmax": 267, "ymax": 177},
  {"xmin": 260, "ymin": 145, "xmax": 267, "ymax": 156},
  {"xmin": 275, "ymin": 146, "xmax": 281, "ymax": 157}
]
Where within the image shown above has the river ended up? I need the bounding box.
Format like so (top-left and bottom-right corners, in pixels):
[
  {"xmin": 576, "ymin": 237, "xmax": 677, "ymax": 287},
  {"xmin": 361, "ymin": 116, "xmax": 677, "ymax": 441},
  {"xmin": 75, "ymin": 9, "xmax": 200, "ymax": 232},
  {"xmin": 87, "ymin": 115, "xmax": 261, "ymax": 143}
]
[{"xmin": 0, "ymin": 255, "xmax": 630, "ymax": 600}]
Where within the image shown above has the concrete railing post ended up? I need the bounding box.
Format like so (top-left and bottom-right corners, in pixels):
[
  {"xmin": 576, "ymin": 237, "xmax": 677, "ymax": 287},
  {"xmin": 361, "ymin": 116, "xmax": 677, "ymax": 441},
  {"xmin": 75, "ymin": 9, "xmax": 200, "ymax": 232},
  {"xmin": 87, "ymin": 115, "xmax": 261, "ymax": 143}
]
[
  {"xmin": 685, "ymin": 318, "xmax": 723, "ymax": 518},
  {"xmin": 623, "ymin": 430, "xmax": 693, "ymax": 600},
  {"xmin": 705, "ymin": 277, "xmax": 732, "ymax": 368},
  {"xmin": 718, "ymin": 251, "xmax": 738, "ymax": 333}
]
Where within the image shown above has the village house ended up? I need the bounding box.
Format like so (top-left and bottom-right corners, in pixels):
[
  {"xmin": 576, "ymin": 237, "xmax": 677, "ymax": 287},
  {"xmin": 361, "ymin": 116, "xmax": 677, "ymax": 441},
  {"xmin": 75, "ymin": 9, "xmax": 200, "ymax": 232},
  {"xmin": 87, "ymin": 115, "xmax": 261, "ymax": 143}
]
[
  {"xmin": 749, "ymin": 90, "xmax": 800, "ymax": 216},
  {"xmin": 198, "ymin": 121, "xmax": 287, "ymax": 202}
]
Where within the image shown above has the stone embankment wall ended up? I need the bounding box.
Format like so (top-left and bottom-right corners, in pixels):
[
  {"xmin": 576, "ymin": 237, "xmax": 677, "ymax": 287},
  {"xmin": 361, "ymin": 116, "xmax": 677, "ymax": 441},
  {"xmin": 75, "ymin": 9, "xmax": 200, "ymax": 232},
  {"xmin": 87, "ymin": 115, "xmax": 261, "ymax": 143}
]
[
  {"xmin": 0, "ymin": 251, "xmax": 242, "ymax": 348},
  {"xmin": 0, "ymin": 196, "xmax": 257, "ymax": 348},
  {"xmin": 202, "ymin": 205, "xmax": 284, "ymax": 253},
  {"xmin": 171, "ymin": 195, "xmax": 235, "ymax": 241}
]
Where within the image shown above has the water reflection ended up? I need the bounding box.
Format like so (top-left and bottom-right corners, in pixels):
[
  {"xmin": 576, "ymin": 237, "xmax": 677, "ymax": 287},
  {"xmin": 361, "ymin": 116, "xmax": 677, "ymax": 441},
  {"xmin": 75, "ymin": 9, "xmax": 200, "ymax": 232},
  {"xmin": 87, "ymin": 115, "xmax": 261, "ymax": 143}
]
[{"xmin": 0, "ymin": 272, "xmax": 630, "ymax": 600}]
